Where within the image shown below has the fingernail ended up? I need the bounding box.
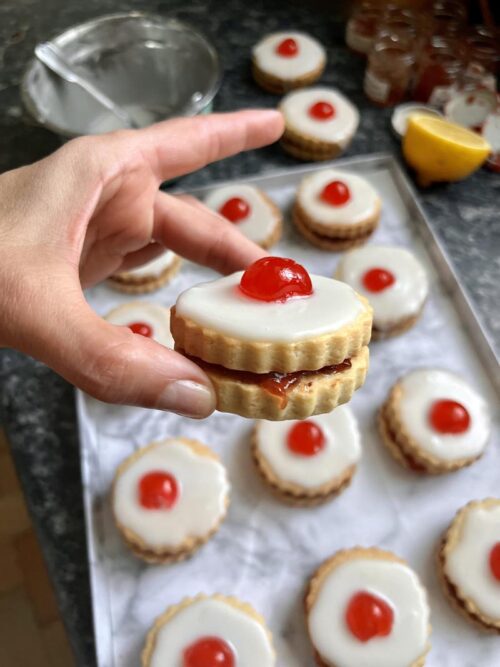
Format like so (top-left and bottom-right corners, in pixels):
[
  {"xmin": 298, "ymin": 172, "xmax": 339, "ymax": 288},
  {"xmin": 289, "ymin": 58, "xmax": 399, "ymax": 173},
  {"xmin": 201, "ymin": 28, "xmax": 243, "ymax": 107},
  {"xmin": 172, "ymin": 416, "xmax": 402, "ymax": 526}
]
[{"xmin": 157, "ymin": 380, "xmax": 215, "ymax": 418}]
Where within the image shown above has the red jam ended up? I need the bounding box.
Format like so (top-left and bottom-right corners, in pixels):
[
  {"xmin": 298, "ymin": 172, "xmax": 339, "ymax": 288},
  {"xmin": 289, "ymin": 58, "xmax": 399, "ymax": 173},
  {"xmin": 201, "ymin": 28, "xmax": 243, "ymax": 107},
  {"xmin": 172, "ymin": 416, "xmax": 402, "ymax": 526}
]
[
  {"xmin": 185, "ymin": 353, "xmax": 352, "ymax": 408},
  {"xmin": 276, "ymin": 37, "xmax": 298, "ymax": 57},
  {"xmin": 138, "ymin": 471, "xmax": 179, "ymax": 509},
  {"xmin": 428, "ymin": 399, "xmax": 470, "ymax": 434},
  {"xmin": 362, "ymin": 268, "xmax": 396, "ymax": 293},
  {"xmin": 183, "ymin": 637, "xmax": 235, "ymax": 667},
  {"xmin": 239, "ymin": 257, "xmax": 313, "ymax": 302},
  {"xmin": 308, "ymin": 101, "xmax": 335, "ymax": 120},
  {"xmin": 489, "ymin": 543, "xmax": 500, "ymax": 582},
  {"xmin": 346, "ymin": 591, "xmax": 394, "ymax": 642},
  {"xmin": 287, "ymin": 420, "xmax": 326, "ymax": 456},
  {"xmin": 320, "ymin": 181, "xmax": 351, "ymax": 206},
  {"xmin": 219, "ymin": 197, "xmax": 250, "ymax": 223},
  {"xmin": 128, "ymin": 322, "xmax": 153, "ymax": 337}
]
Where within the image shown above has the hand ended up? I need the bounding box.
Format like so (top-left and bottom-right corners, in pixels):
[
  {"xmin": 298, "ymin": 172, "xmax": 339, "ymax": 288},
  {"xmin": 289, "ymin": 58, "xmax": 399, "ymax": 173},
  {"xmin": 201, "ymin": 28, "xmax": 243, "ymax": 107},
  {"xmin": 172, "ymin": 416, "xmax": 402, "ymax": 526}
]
[{"xmin": 0, "ymin": 110, "xmax": 284, "ymax": 417}]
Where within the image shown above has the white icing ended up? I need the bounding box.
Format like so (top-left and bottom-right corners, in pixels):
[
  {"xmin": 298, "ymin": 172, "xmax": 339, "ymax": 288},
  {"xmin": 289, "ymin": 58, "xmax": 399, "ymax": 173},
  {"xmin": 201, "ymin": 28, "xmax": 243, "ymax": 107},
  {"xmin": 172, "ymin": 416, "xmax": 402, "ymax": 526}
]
[
  {"xmin": 175, "ymin": 272, "xmax": 367, "ymax": 343},
  {"xmin": 281, "ymin": 88, "xmax": 359, "ymax": 145},
  {"xmin": 105, "ymin": 303, "xmax": 174, "ymax": 348},
  {"xmin": 252, "ymin": 31, "xmax": 325, "ymax": 80},
  {"xmin": 113, "ymin": 440, "xmax": 229, "ymax": 548},
  {"xmin": 446, "ymin": 503, "xmax": 500, "ymax": 620},
  {"xmin": 398, "ymin": 369, "xmax": 491, "ymax": 461},
  {"xmin": 150, "ymin": 598, "xmax": 274, "ymax": 667},
  {"xmin": 336, "ymin": 245, "xmax": 428, "ymax": 329},
  {"xmin": 204, "ymin": 184, "xmax": 279, "ymax": 245},
  {"xmin": 255, "ymin": 406, "xmax": 361, "ymax": 488},
  {"xmin": 116, "ymin": 250, "xmax": 177, "ymax": 278},
  {"xmin": 297, "ymin": 169, "xmax": 380, "ymax": 227},
  {"xmin": 308, "ymin": 558, "xmax": 429, "ymax": 667}
]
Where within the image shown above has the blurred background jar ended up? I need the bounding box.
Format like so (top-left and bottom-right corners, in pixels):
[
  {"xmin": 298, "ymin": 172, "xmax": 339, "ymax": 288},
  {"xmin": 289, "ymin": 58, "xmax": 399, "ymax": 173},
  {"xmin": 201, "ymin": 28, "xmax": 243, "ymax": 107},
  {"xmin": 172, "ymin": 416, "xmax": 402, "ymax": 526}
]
[
  {"xmin": 364, "ymin": 28, "xmax": 417, "ymax": 106},
  {"xmin": 465, "ymin": 25, "xmax": 500, "ymax": 76},
  {"xmin": 345, "ymin": 1, "xmax": 384, "ymax": 56},
  {"xmin": 412, "ymin": 35, "xmax": 466, "ymax": 104},
  {"xmin": 429, "ymin": 0, "xmax": 468, "ymax": 36}
]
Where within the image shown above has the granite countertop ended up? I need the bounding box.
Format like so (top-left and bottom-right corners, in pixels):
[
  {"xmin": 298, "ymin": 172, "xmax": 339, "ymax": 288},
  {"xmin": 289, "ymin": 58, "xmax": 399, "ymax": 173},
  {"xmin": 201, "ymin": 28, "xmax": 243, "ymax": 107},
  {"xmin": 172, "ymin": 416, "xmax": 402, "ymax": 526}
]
[{"xmin": 0, "ymin": 1, "xmax": 499, "ymax": 665}]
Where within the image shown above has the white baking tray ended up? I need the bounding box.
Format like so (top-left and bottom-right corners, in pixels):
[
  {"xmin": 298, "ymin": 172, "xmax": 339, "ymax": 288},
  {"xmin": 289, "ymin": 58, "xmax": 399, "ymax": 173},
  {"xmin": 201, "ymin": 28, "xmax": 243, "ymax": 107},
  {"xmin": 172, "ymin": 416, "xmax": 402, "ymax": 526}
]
[{"xmin": 78, "ymin": 154, "xmax": 500, "ymax": 667}]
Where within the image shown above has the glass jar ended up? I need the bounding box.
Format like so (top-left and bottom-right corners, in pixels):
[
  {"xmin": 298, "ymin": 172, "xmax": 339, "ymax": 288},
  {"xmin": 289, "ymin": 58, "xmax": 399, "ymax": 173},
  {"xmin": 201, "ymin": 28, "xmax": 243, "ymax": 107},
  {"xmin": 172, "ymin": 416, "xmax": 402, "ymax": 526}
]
[
  {"xmin": 465, "ymin": 26, "xmax": 500, "ymax": 75},
  {"xmin": 364, "ymin": 32, "xmax": 416, "ymax": 107},
  {"xmin": 412, "ymin": 36, "xmax": 465, "ymax": 105},
  {"xmin": 346, "ymin": 2, "xmax": 384, "ymax": 56},
  {"xmin": 431, "ymin": 0, "xmax": 467, "ymax": 36}
]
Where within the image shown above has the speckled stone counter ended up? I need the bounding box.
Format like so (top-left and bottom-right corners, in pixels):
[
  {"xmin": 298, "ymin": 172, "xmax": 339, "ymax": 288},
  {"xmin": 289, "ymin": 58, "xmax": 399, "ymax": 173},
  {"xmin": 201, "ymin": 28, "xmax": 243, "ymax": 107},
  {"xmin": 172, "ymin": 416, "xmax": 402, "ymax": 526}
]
[{"xmin": 0, "ymin": 1, "xmax": 499, "ymax": 665}]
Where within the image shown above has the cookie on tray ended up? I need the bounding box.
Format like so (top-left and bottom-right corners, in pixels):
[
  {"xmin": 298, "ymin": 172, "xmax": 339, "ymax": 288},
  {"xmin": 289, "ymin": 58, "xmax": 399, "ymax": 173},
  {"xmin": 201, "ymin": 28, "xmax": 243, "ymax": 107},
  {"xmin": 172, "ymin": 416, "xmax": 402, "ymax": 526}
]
[
  {"xmin": 252, "ymin": 405, "xmax": 361, "ymax": 506},
  {"xmin": 336, "ymin": 245, "xmax": 428, "ymax": 339},
  {"xmin": 107, "ymin": 250, "xmax": 181, "ymax": 294},
  {"xmin": 171, "ymin": 256, "xmax": 372, "ymax": 420},
  {"xmin": 204, "ymin": 183, "xmax": 282, "ymax": 249},
  {"xmin": 142, "ymin": 594, "xmax": 275, "ymax": 666},
  {"xmin": 252, "ymin": 31, "xmax": 326, "ymax": 94},
  {"xmin": 112, "ymin": 439, "xmax": 229, "ymax": 564},
  {"xmin": 105, "ymin": 302, "xmax": 173, "ymax": 347},
  {"xmin": 439, "ymin": 499, "xmax": 500, "ymax": 633},
  {"xmin": 280, "ymin": 87, "xmax": 359, "ymax": 161},
  {"xmin": 293, "ymin": 169, "xmax": 381, "ymax": 250},
  {"xmin": 305, "ymin": 547, "xmax": 431, "ymax": 667},
  {"xmin": 378, "ymin": 369, "xmax": 491, "ymax": 474}
]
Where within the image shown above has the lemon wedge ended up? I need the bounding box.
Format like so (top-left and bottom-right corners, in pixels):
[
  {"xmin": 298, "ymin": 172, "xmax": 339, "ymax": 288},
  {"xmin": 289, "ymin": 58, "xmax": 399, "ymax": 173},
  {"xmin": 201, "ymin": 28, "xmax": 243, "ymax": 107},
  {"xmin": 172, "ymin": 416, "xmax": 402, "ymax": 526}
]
[{"xmin": 403, "ymin": 115, "xmax": 491, "ymax": 186}]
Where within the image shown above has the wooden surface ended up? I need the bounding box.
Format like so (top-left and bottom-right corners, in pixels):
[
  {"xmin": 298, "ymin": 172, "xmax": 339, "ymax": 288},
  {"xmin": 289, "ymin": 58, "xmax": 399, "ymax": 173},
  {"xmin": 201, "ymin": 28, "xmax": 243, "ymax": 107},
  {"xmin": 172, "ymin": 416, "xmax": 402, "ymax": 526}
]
[{"xmin": 0, "ymin": 430, "xmax": 75, "ymax": 667}]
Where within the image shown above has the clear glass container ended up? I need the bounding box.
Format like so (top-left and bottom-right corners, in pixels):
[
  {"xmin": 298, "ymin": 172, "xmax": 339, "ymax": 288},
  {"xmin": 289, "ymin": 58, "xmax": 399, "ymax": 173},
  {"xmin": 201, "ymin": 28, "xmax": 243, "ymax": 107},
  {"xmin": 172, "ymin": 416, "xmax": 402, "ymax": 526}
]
[
  {"xmin": 364, "ymin": 32, "xmax": 416, "ymax": 107},
  {"xmin": 465, "ymin": 26, "xmax": 500, "ymax": 75},
  {"xmin": 412, "ymin": 36, "xmax": 465, "ymax": 104},
  {"xmin": 431, "ymin": 0, "xmax": 467, "ymax": 36},
  {"xmin": 345, "ymin": 2, "xmax": 384, "ymax": 56}
]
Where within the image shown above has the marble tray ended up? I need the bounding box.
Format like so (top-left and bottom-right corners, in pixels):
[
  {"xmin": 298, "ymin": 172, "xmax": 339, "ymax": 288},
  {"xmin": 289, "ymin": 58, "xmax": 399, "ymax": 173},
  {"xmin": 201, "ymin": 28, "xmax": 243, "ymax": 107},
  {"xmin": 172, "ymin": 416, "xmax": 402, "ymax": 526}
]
[{"xmin": 78, "ymin": 154, "xmax": 500, "ymax": 667}]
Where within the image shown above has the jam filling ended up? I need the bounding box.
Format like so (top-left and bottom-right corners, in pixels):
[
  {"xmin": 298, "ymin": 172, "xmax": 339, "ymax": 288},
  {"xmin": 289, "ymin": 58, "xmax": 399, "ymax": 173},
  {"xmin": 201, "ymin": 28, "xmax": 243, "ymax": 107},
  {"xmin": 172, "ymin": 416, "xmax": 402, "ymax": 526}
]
[
  {"xmin": 381, "ymin": 405, "xmax": 427, "ymax": 472},
  {"xmin": 296, "ymin": 217, "xmax": 374, "ymax": 243},
  {"xmin": 185, "ymin": 353, "xmax": 352, "ymax": 407}
]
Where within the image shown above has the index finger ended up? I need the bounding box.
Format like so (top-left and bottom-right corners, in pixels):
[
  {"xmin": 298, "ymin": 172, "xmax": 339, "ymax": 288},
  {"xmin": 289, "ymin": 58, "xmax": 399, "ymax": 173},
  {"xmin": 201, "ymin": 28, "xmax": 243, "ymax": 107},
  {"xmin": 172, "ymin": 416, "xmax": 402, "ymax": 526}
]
[{"xmin": 138, "ymin": 109, "xmax": 284, "ymax": 181}]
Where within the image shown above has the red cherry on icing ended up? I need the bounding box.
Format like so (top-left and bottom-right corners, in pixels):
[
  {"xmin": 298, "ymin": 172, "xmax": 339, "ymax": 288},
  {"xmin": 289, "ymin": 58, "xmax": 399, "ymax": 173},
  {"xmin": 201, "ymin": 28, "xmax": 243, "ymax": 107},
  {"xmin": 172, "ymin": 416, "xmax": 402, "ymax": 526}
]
[
  {"xmin": 239, "ymin": 256, "xmax": 313, "ymax": 302},
  {"xmin": 183, "ymin": 636, "xmax": 235, "ymax": 667},
  {"xmin": 362, "ymin": 268, "xmax": 396, "ymax": 293},
  {"xmin": 309, "ymin": 101, "xmax": 335, "ymax": 120},
  {"xmin": 428, "ymin": 399, "xmax": 470, "ymax": 434},
  {"xmin": 346, "ymin": 591, "xmax": 394, "ymax": 642},
  {"xmin": 276, "ymin": 37, "xmax": 298, "ymax": 57},
  {"xmin": 138, "ymin": 471, "xmax": 179, "ymax": 509},
  {"xmin": 287, "ymin": 420, "xmax": 326, "ymax": 456},
  {"xmin": 128, "ymin": 322, "xmax": 153, "ymax": 337},
  {"xmin": 320, "ymin": 180, "xmax": 351, "ymax": 206},
  {"xmin": 219, "ymin": 197, "xmax": 251, "ymax": 223},
  {"xmin": 489, "ymin": 543, "xmax": 500, "ymax": 582}
]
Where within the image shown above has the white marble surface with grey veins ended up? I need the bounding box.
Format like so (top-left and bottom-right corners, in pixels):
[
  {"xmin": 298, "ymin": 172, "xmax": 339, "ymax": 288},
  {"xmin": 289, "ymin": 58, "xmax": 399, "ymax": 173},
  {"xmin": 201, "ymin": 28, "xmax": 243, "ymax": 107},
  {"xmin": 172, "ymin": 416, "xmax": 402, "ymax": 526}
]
[
  {"xmin": 80, "ymin": 165, "xmax": 500, "ymax": 667},
  {"xmin": 1, "ymin": 1, "xmax": 499, "ymax": 665}
]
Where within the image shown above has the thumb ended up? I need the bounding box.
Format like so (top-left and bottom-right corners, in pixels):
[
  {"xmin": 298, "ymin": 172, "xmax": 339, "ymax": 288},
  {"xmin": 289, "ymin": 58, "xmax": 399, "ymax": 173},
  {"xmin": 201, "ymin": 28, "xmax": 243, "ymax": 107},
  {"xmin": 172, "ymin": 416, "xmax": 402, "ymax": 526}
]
[{"xmin": 21, "ymin": 294, "xmax": 216, "ymax": 418}]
